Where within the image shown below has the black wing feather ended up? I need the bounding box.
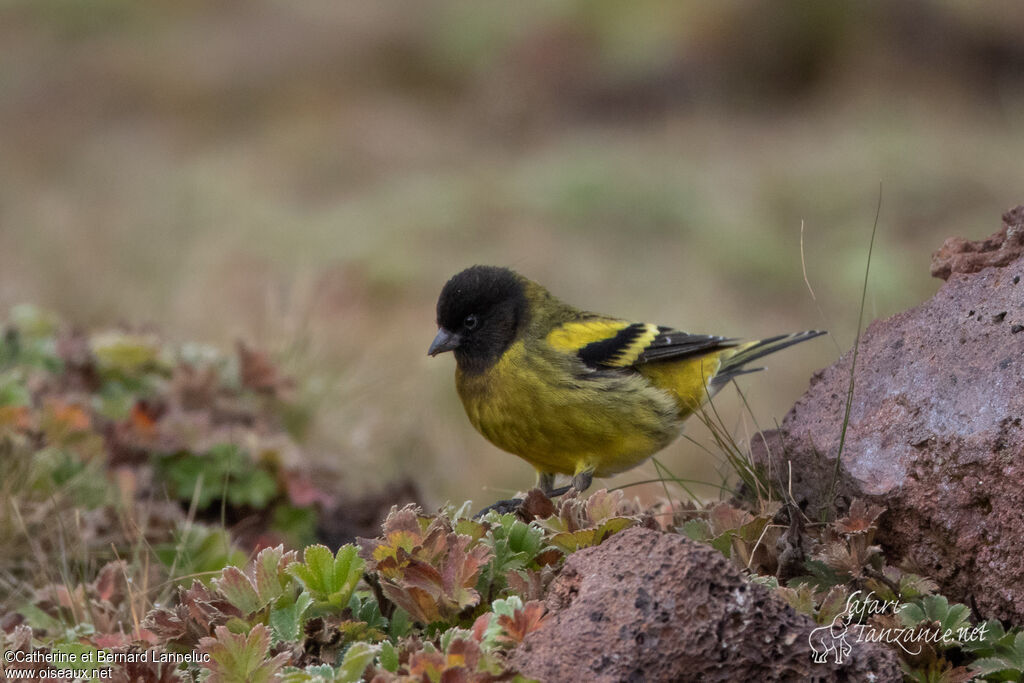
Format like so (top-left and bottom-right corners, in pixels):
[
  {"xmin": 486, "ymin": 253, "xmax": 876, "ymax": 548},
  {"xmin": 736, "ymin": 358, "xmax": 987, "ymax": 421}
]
[
  {"xmin": 577, "ymin": 323, "xmax": 649, "ymax": 368},
  {"xmin": 636, "ymin": 327, "xmax": 738, "ymax": 363}
]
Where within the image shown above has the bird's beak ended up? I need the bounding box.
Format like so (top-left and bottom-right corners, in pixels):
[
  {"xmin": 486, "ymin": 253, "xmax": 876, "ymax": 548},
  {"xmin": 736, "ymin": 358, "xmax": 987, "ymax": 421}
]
[{"xmin": 428, "ymin": 328, "xmax": 461, "ymax": 356}]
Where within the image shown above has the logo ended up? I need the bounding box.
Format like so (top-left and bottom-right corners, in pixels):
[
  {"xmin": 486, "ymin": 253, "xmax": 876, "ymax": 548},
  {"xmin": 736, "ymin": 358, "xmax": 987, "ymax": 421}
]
[{"xmin": 808, "ymin": 590, "xmax": 990, "ymax": 665}]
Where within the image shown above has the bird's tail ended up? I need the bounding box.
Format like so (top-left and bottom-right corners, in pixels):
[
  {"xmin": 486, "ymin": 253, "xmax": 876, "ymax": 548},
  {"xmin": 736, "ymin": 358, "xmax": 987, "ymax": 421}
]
[{"xmin": 711, "ymin": 330, "xmax": 826, "ymax": 388}]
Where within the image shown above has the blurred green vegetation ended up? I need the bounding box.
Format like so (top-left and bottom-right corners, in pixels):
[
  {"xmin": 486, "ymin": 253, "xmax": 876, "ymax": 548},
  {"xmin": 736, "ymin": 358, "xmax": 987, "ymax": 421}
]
[{"xmin": 2, "ymin": 0, "xmax": 1023, "ymax": 504}]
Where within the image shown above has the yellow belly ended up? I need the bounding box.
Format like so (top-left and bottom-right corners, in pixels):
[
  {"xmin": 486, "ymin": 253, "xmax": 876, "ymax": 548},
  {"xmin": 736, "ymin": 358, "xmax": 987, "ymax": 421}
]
[{"xmin": 455, "ymin": 341, "xmax": 687, "ymax": 478}]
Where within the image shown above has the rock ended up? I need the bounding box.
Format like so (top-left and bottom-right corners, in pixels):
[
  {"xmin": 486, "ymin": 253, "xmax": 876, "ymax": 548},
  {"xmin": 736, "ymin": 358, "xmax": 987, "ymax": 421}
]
[
  {"xmin": 508, "ymin": 527, "xmax": 901, "ymax": 682},
  {"xmin": 930, "ymin": 205, "xmax": 1024, "ymax": 280},
  {"xmin": 752, "ymin": 206, "xmax": 1024, "ymax": 622}
]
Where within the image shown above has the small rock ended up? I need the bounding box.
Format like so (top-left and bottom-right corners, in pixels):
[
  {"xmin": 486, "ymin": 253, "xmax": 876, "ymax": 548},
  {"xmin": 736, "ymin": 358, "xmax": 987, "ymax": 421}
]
[
  {"xmin": 930, "ymin": 206, "xmax": 1024, "ymax": 280},
  {"xmin": 509, "ymin": 527, "xmax": 900, "ymax": 682}
]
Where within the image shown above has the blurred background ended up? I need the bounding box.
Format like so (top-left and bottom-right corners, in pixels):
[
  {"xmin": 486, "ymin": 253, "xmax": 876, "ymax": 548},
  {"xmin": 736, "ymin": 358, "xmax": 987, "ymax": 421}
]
[{"xmin": 2, "ymin": 0, "xmax": 1023, "ymax": 506}]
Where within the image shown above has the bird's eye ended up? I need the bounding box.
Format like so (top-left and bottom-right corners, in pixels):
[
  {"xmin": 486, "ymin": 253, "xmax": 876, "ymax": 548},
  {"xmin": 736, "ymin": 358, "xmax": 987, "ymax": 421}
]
[{"xmin": 463, "ymin": 314, "xmax": 479, "ymax": 330}]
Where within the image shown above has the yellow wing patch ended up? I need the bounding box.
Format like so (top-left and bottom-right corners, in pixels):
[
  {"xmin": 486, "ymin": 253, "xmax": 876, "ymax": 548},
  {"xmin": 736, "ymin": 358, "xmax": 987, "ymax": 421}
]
[
  {"xmin": 546, "ymin": 320, "xmax": 660, "ymax": 368},
  {"xmin": 546, "ymin": 319, "xmax": 633, "ymax": 352}
]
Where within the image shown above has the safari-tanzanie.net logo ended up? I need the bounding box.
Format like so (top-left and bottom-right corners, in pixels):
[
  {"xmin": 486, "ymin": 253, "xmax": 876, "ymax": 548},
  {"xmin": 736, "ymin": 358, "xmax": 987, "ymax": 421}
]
[{"xmin": 809, "ymin": 590, "xmax": 990, "ymax": 665}]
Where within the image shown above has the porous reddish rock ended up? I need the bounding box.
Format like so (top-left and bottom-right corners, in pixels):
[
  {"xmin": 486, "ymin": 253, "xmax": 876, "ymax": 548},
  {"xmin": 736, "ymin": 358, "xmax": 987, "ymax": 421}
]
[
  {"xmin": 752, "ymin": 206, "xmax": 1024, "ymax": 622},
  {"xmin": 930, "ymin": 205, "xmax": 1024, "ymax": 280},
  {"xmin": 508, "ymin": 527, "xmax": 901, "ymax": 682}
]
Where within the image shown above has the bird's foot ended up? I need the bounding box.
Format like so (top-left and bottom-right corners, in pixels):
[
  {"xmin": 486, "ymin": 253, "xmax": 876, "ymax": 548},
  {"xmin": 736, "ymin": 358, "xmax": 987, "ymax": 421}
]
[
  {"xmin": 474, "ymin": 478, "xmax": 591, "ymax": 520},
  {"xmin": 543, "ymin": 484, "xmax": 572, "ymax": 498},
  {"xmin": 473, "ymin": 497, "xmax": 524, "ymax": 519}
]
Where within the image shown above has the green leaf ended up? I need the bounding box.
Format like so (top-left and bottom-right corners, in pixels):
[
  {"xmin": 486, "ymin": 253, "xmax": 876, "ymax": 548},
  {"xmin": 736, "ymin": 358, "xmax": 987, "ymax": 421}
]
[
  {"xmin": 227, "ymin": 468, "xmax": 278, "ymax": 508},
  {"xmin": 286, "ymin": 544, "xmax": 364, "ymax": 609},
  {"xmin": 963, "ymin": 620, "xmax": 1011, "ymax": 654},
  {"xmin": 788, "ymin": 559, "xmax": 845, "ymax": 592},
  {"xmin": 348, "ymin": 592, "xmax": 388, "ymax": 632},
  {"xmin": 896, "ymin": 571, "xmax": 939, "ymax": 600},
  {"xmin": 446, "ymin": 499, "xmax": 475, "ymax": 521},
  {"xmin": 199, "ymin": 624, "xmax": 290, "ymax": 683},
  {"xmin": 0, "ymin": 308, "xmax": 63, "ymax": 372},
  {"xmin": 388, "ymin": 607, "xmax": 412, "ymax": 639},
  {"xmin": 679, "ymin": 518, "xmax": 711, "ymax": 543},
  {"xmin": 817, "ymin": 585, "xmax": 851, "ymax": 625},
  {"xmin": 709, "ymin": 531, "xmax": 733, "ymax": 557},
  {"xmin": 0, "ymin": 373, "xmax": 31, "ymax": 407},
  {"xmin": 748, "ymin": 574, "xmax": 778, "ymax": 589},
  {"xmin": 90, "ymin": 330, "xmax": 165, "ymax": 377},
  {"xmin": 336, "ymin": 642, "xmax": 378, "ymax": 683},
  {"xmin": 439, "ymin": 625, "xmax": 473, "ymax": 652},
  {"xmin": 969, "ymin": 629, "xmax": 1024, "ymax": 677},
  {"xmin": 155, "ymin": 524, "xmax": 247, "ymax": 585},
  {"xmin": 548, "ymin": 517, "xmax": 635, "ymax": 553},
  {"xmin": 157, "ymin": 444, "xmax": 279, "ymax": 510},
  {"xmin": 269, "ymin": 591, "xmax": 313, "ymax": 644},
  {"xmin": 773, "ymin": 583, "xmax": 816, "ymax": 618},
  {"xmin": 482, "ymin": 516, "xmax": 545, "ymax": 595},
  {"xmin": 379, "ymin": 640, "xmax": 399, "ymax": 673},
  {"xmin": 53, "ymin": 643, "xmax": 99, "ymax": 676},
  {"xmin": 215, "ymin": 566, "xmax": 265, "ymax": 616},
  {"xmin": 900, "ymin": 595, "xmax": 971, "ymax": 635},
  {"xmin": 455, "ymin": 520, "xmax": 488, "ymax": 544},
  {"xmin": 279, "ymin": 664, "xmax": 336, "ymax": 683},
  {"xmin": 213, "ymin": 546, "xmax": 294, "ymax": 616}
]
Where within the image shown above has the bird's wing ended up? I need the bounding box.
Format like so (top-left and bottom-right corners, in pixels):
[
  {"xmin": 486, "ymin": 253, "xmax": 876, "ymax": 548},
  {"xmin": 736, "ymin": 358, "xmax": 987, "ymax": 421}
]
[{"xmin": 546, "ymin": 318, "xmax": 738, "ymax": 369}]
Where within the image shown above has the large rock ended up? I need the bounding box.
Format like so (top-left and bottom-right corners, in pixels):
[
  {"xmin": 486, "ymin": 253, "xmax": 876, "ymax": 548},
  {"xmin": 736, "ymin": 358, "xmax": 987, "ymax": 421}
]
[
  {"xmin": 751, "ymin": 206, "xmax": 1024, "ymax": 622},
  {"xmin": 509, "ymin": 527, "xmax": 901, "ymax": 682}
]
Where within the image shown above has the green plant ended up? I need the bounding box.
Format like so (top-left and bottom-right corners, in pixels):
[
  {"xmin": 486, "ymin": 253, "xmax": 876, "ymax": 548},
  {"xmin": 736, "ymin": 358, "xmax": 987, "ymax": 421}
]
[{"xmin": 287, "ymin": 545, "xmax": 364, "ymax": 613}]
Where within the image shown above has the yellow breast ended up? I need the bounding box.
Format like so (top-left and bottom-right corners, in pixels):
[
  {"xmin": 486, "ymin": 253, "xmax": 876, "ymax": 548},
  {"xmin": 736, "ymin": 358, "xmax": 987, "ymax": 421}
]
[{"xmin": 455, "ymin": 340, "xmax": 682, "ymax": 478}]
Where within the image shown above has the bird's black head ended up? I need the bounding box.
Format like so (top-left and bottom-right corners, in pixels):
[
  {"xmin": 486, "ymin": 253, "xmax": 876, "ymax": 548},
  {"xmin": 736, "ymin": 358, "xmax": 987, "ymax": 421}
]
[{"xmin": 429, "ymin": 266, "xmax": 528, "ymax": 373}]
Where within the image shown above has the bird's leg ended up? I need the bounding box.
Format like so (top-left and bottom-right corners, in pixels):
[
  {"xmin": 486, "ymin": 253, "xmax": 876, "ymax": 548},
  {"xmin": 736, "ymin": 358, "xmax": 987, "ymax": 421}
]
[
  {"xmin": 538, "ymin": 471, "xmax": 577, "ymax": 498},
  {"xmin": 571, "ymin": 469, "xmax": 594, "ymax": 493},
  {"xmin": 537, "ymin": 472, "xmax": 557, "ymax": 496},
  {"xmin": 531, "ymin": 470, "xmax": 592, "ymax": 501}
]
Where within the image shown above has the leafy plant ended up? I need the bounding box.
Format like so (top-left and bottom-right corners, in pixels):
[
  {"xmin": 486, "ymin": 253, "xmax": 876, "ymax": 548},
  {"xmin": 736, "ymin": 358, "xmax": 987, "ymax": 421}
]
[
  {"xmin": 679, "ymin": 501, "xmax": 778, "ymax": 569},
  {"xmin": 471, "ymin": 595, "xmax": 547, "ymax": 650},
  {"xmin": 156, "ymin": 524, "xmax": 248, "ymax": 587},
  {"xmin": 199, "ymin": 624, "xmax": 291, "ymax": 683},
  {"xmin": 966, "ymin": 623, "xmax": 1024, "ymax": 680},
  {"xmin": 358, "ymin": 506, "xmax": 492, "ymax": 625},
  {"xmin": 214, "ymin": 545, "xmax": 298, "ymax": 617},
  {"xmin": 900, "ymin": 595, "xmax": 973, "ymax": 648},
  {"xmin": 286, "ymin": 544, "xmax": 364, "ymax": 612},
  {"xmin": 530, "ymin": 488, "xmax": 643, "ymax": 553},
  {"xmin": 158, "ymin": 444, "xmax": 280, "ymax": 511},
  {"xmin": 145, "ymin": 580, "xmax": 245, "ymax": 650}
]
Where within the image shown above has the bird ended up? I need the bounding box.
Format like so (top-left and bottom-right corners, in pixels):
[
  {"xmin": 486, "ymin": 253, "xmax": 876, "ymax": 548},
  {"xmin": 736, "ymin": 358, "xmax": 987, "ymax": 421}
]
[{"xmin": 428, "ymin": 265, "xmax": 824, "ymax": 499}]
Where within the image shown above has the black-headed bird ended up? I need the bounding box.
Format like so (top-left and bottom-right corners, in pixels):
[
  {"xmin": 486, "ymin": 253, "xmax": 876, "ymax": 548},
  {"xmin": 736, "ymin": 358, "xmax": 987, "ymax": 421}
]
[{"xmin": 429, "ymin": 265, "xmax": 823, "ymax": 497}]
